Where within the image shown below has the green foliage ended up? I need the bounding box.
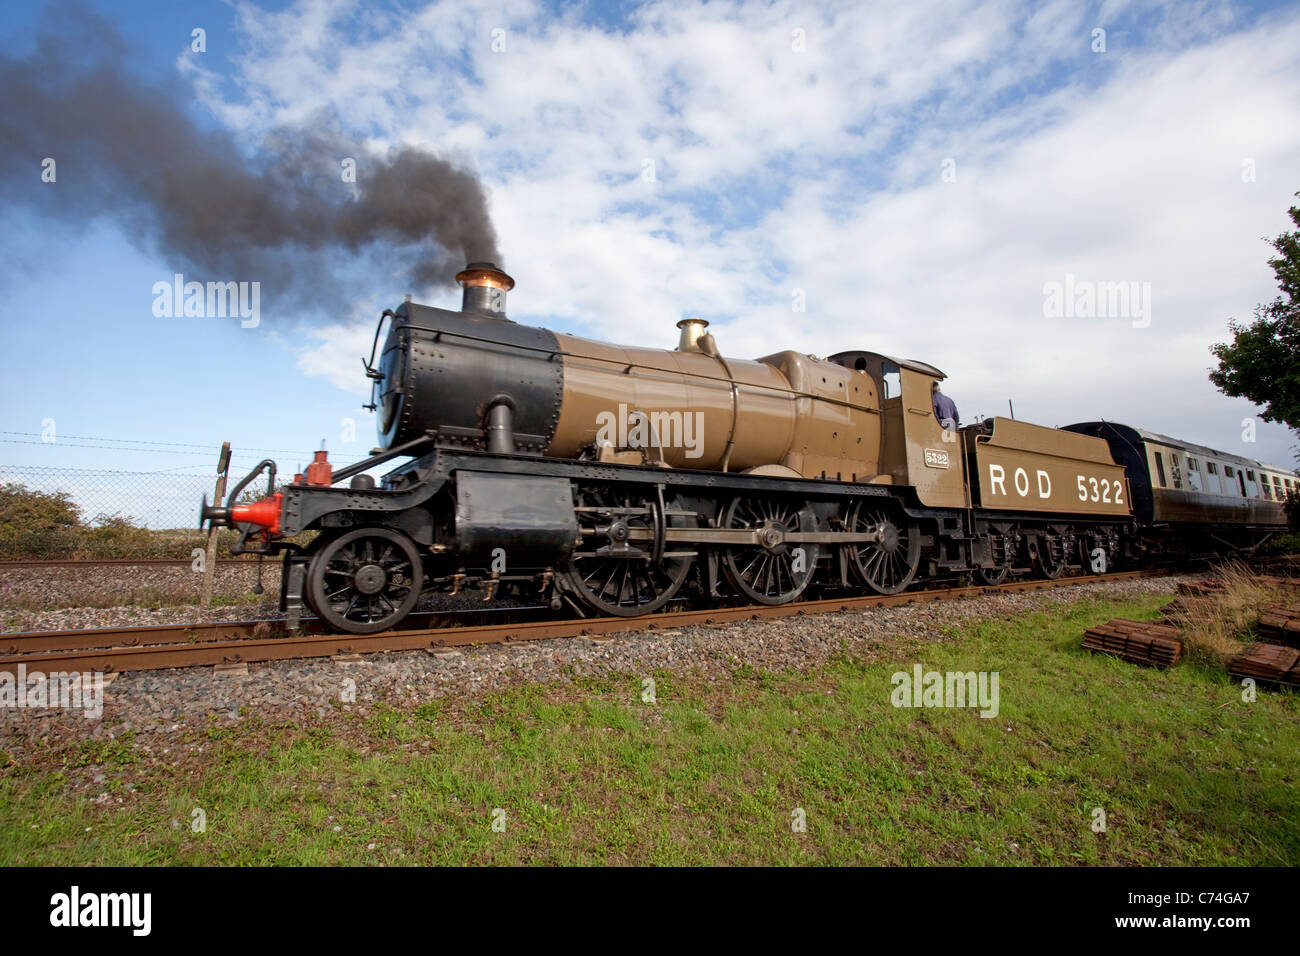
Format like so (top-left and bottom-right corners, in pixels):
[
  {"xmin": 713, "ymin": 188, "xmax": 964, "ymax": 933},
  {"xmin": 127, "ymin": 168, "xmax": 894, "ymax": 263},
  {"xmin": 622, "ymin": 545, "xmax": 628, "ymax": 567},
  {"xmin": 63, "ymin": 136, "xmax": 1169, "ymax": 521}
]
[
  {"xmin": 1285, "ymin": 489, "xmax": 1300, "ymax": 531},
  {"xmin": 1210, "ymin": 192, "xmax": 1300, "ymax": 439},
  {"xmin": 0, "ymin": 482, "xmax": 82, "ymax": 559},
  {"xmin": 0, "ymin": 482, "xmax": 80, "ymax": 527},
  {"xmin": 1261, "ymin": 531, "xmax": 1300, "ymax": 555},
  {"xmin": 0, "ymin": 481, "xmax": 217, "ymax": 560},
  {"xmin": 78, "ymin": 512, "xmax": 158, "ymax": 556}
]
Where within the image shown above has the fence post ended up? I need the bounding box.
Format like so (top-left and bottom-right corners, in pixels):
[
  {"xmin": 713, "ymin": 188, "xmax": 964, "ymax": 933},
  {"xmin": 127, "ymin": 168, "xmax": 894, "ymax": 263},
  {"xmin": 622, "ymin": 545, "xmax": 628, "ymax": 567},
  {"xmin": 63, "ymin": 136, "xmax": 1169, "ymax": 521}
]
[{"xmin": 200, "ymin": 442, "xmax": 231, "ymax": 607}]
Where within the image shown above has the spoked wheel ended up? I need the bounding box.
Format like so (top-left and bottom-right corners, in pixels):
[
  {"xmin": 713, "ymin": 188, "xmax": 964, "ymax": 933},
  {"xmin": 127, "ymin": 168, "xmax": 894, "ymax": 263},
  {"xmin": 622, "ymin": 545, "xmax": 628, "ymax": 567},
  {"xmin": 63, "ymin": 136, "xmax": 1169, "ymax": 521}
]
[
  {"xmin": 719, "ymin": 495, "xmax": 820, "ymax": 605},
  {"xmin": 844, "ymin": 501, "xmax": 922, "ymax": 595},
  {"xmin": 976, "ymin": 527, "xmax": 1015, "ymax": 587},
  {"xmin": 306, "ymin": 527, "xmax": 424, "ymax": 634},
  {"xmin": 1029, "ymin": 532, "xmax": 1068, "ymax": 580},
  {"xmin": 563, "ymin": 486, "xmax": 694, "ymax": 617}
]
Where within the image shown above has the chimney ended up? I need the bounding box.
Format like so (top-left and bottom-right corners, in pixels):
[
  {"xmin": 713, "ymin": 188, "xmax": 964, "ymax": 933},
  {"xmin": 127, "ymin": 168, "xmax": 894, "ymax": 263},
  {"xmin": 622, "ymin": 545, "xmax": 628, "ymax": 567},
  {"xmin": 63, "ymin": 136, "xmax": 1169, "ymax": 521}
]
[
  {"xmin": 676, "ymin": 317, "xmax": 709, "ymax": 352},
  {"xmin": 456, "ymin": 262, "xmax": 515, "ymax": 317}
]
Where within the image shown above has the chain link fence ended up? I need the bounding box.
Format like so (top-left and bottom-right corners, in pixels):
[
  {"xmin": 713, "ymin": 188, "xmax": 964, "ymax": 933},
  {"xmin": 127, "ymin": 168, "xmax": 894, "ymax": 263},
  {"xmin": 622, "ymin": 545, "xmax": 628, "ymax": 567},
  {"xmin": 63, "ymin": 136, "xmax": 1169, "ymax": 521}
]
[{"xmin": 0, "ymin": 464, "xmax": 250, "ymax": 560}]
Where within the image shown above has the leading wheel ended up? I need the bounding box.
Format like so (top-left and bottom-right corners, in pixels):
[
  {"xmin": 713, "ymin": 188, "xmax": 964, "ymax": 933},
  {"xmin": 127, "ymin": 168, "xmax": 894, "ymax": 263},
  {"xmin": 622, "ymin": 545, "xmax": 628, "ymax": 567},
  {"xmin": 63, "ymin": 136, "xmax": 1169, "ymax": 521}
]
[
  {"xmin": 563, "ymin": 486, "xmax": 694, "ymax": 616},
  {"xmin": 845, "ymin": 502, "xmax": 922, "ymax": 595},
  {"xmin": 306, "ymin": 527, "xmax": 424, "ymax": 634},
  {"xmin": 719, "ymin": 495, "xmax": 820, "ymax": 605}
]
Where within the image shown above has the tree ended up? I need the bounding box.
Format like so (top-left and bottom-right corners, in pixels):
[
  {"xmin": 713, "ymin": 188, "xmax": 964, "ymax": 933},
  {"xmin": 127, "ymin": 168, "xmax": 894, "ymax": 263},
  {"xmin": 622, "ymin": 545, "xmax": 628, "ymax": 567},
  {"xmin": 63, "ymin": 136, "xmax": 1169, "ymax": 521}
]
[{"xmin": 1209, "ymin": 192, "xmax": 1300, "ymax": 438}]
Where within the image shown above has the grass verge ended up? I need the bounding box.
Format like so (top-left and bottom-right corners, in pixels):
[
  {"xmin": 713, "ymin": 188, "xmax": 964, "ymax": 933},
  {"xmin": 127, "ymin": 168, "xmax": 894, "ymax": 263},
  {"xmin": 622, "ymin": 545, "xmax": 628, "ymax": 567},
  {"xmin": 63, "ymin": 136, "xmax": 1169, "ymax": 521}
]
[{"xmin": 1, "ymin": 591, "xmax": 1297, "ymax": 865}]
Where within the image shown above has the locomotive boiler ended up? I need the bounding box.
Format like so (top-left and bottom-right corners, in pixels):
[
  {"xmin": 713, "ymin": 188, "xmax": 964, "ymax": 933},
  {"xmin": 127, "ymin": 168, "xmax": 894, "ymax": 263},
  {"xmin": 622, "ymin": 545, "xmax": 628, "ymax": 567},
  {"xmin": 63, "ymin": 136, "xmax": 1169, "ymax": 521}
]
[
  {"xmin": 201, "ymin": 262, "xmax": 1296, "ymax": 634},
  {"xmin": 375, "ymin": 263, "xmax": 885, "ymax": 478}
]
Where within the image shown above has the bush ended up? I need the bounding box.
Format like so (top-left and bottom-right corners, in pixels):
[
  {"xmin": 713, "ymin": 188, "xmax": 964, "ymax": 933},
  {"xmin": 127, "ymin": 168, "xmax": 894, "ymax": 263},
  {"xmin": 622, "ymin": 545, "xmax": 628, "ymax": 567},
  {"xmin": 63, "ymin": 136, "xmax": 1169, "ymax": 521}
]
[
  {"xmin": 0, "ymin": 483, "xmax": 83, "ymax": 560},
  {"xmin": 0, "ymin": 483, "xmax": 208, "ymax": 560},
  {"xmin": 0, "ymin": 481, "xmax": 304, "ymax": 560},
  {"xmin": 1285, "ymin": 488, "xmax": 1300, "ymax": 530},
  {"xmin": 78, "ymin": 512, "xmax": 159, "ymax": 558}
]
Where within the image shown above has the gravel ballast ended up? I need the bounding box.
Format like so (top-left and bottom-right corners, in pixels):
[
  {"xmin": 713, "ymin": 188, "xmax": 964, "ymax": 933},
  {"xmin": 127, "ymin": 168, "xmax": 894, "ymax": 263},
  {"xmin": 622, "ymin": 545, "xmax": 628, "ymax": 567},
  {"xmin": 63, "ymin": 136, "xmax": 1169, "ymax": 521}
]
[{"xmin": 0, "ymin": 575, "xmax": 1188, "ymax": 753}]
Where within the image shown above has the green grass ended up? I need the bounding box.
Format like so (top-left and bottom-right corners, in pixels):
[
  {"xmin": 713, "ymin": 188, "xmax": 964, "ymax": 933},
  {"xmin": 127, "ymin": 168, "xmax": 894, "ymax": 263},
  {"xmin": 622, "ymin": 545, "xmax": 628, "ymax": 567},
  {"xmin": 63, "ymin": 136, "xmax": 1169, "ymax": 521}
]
[{"xmin": 2, "ymin": 592, "xmax": 1297, "ymax": 865}]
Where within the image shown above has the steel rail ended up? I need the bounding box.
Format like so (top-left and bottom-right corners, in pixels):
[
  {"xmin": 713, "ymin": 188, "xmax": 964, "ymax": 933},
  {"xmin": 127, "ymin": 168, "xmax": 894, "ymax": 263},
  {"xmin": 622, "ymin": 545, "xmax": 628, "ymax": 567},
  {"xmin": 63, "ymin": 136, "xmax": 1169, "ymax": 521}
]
[
  {"xmin": 0, "ymin": 558, "xmax": 260, "ymax": 570},
  {"xmin": 0, "ymin": 605, "xmax": 550, "ymax": 656},
  {"xmin": 0, "ymin": 570, "xmax": 1163, "ymax": 676}
]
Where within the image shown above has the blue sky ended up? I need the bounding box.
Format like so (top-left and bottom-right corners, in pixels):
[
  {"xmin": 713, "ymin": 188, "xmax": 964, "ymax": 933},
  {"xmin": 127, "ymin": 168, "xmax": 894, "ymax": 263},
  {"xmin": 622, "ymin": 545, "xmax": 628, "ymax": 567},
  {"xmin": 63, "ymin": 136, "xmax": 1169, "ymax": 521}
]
[{"xmin": 1, "ymin": 0, "xmax": 1298, "ymax": 520}]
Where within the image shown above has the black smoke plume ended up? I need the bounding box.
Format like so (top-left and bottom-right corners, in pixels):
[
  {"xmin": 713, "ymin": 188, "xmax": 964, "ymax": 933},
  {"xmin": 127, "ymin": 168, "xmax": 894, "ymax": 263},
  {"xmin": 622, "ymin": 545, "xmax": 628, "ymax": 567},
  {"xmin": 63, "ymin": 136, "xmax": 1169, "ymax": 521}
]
[{"xmin": 0, "ymin": 4, "xmax": 500, "ymax": 308}]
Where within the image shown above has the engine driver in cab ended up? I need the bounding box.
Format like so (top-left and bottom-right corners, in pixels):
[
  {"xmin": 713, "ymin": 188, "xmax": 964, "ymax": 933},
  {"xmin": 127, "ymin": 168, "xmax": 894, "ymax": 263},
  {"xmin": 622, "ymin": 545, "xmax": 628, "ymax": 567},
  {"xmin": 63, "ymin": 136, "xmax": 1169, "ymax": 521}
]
[{"xmin": 932, "ymin": 380, "xmax": 959, "ymax": 430}]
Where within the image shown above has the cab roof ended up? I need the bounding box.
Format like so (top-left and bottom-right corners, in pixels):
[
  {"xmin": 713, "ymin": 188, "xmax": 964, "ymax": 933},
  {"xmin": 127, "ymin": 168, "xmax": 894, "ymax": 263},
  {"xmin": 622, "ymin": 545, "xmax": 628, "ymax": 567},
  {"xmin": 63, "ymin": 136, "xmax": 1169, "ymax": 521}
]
[{"xmin": 827, "ymin": 350, "xmax": 946, "ymax": 379}]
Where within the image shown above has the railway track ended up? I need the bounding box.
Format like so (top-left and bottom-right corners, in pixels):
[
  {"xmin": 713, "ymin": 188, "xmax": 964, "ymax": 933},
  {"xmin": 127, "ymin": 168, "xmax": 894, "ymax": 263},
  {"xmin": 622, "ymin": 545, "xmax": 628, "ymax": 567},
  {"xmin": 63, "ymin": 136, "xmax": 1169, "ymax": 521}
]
[{"xmin": 0, "ymin": 569, "xmax": 1164, "ymax": 676}]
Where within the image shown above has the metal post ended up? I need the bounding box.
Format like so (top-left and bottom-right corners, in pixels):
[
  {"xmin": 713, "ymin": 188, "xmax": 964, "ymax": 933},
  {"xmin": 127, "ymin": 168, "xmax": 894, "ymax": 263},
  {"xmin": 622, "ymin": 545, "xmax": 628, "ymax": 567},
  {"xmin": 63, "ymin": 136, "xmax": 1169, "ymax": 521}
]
[{"xmin": 200, "ymin": 442, "xmax": 231, "ymax": 607}]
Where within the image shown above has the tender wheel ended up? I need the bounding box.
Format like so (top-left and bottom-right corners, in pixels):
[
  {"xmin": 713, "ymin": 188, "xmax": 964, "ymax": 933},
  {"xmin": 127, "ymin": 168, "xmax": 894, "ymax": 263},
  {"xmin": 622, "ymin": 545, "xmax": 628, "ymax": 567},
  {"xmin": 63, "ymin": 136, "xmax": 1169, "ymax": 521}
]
[
  {"xmin": 306, "ymin": 528, "xmax": 424, "ymax": 634},
  {"xmin": 1079, "ymin": 532, "xmax": 1116, "ymax": 574},
  {"xmin": 563, "ymin": 486, "xmax": 694, "ymax": 616},
  {"xmin": 720, "ymin": 495, "xmax": 820, "ymax": 605},
  {"xmin": 1029, "ymin": 532, "xmax": 1067, "ymax": 580},
  {"xmin": 976, "ymin": 527, "xmax": 1015, "ymax": 586},
  {"xmin": 845, "ymin": 502, "xmax": 922, "ymax": 595}
]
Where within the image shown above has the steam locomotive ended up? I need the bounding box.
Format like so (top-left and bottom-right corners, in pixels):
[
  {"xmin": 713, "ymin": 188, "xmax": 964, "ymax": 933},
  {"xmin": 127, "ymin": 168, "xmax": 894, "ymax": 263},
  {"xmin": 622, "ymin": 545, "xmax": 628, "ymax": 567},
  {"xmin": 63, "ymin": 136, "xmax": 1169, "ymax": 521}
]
[{"xmin": 200, "ymin": 263, "xmax": 1296, "ymax": 634}]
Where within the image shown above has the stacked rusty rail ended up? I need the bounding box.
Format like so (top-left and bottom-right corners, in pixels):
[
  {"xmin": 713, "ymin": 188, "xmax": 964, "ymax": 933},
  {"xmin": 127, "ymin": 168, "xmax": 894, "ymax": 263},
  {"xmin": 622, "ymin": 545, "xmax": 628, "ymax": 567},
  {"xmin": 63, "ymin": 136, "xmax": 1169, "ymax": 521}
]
[
  {"xmin": 1176, "ymin": 578, "xmax": 1229, "ymax": 598},
  {"xmin": 1257, "ymin": 602, "xmax": 1300, "ymax": 648},
  {"xmin": 1228, "ymin": 643, "xmax": 1300, "ymax": 687},
  {"xmin": 1082, "ymin": 618, "xmax": 1183, "ymax": 668},
  {"xmin": 1227, "ymin": 597, "xmax": 1300, "ymax": 686}
]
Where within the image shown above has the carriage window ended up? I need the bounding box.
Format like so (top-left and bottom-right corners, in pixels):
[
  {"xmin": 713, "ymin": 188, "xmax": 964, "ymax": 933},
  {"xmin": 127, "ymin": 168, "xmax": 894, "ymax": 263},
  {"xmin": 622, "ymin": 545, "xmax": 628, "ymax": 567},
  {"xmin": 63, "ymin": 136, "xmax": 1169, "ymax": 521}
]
[
  {"xmin": 1206, "ymin": 462, "xmax": 1218, "ymax": 475},
  {"xmin": 1188, "ymin": 458, "xmax": 1199, "ymax": 471},
  {"xmin": 1153, "ymin": 452, "xmax": 1167, "ymax": 487},
  {"xmin": 1263, "ymin": 481, "xmax": 1272, "ymax": 499}
]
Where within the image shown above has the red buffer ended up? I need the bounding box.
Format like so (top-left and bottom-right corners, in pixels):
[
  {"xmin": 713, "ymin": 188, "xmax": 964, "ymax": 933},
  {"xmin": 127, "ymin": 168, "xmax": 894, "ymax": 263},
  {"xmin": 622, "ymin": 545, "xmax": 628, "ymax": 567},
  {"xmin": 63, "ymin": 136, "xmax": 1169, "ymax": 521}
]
[{"xmin": 230, "ymin": 493, "xmax": 283, "ymax": 534}]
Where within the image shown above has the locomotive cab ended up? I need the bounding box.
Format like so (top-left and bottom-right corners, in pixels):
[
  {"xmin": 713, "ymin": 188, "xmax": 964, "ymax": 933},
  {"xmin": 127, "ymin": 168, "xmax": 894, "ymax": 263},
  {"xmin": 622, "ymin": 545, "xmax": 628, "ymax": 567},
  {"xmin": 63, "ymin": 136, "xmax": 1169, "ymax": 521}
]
[{"xmin": 827, "ymin": 351, "xmax": 967, "ymax": 509}]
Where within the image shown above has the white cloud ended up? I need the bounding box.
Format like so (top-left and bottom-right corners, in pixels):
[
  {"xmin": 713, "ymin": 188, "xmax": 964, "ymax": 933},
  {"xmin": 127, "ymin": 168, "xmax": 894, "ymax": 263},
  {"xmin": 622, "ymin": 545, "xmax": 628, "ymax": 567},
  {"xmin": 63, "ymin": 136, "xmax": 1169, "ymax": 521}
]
[{"xmin": 202, "ymin": 0, "xmax": 1300, "ymax": 466}]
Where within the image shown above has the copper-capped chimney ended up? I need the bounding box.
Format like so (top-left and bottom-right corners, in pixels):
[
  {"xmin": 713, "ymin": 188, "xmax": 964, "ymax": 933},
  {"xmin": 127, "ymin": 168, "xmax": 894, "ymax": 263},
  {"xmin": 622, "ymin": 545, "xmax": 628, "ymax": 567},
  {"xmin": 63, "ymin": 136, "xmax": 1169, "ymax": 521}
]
[{"xmin": 456, "ymin": 262, "xmax": 515, "ymax": 317}]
